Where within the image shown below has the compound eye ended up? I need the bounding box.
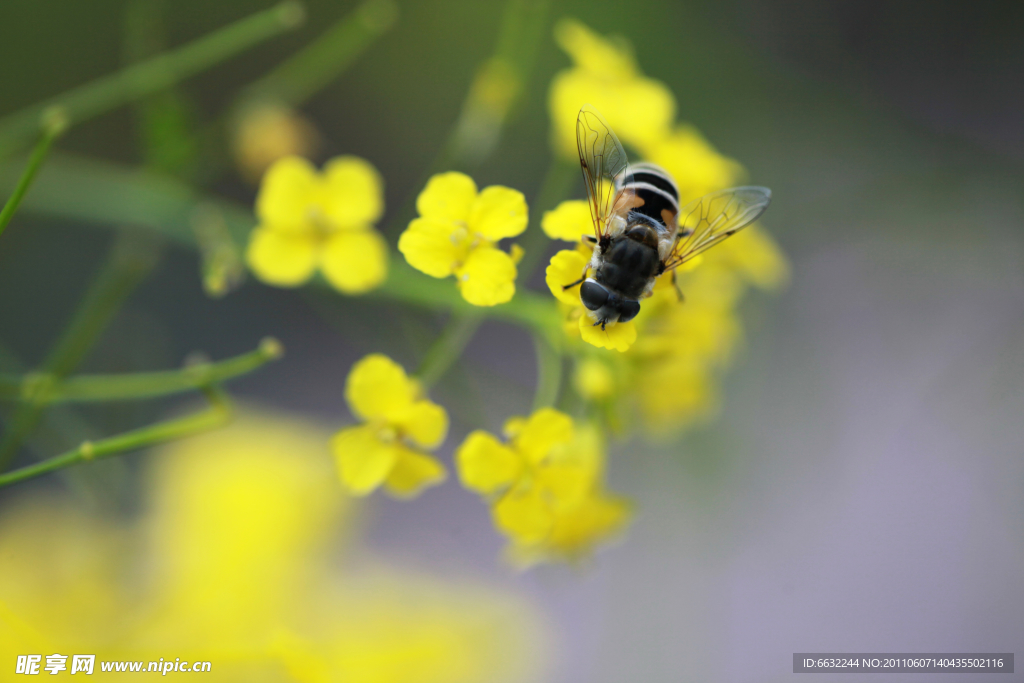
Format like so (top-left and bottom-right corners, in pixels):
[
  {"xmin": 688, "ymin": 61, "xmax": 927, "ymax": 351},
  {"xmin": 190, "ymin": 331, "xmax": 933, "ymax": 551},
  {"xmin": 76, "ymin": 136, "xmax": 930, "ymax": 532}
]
[
  {"xmin": 579, "ymin": 280, "xmax": 609, "ymax": 311},
  {"xmin": 618, "ymin": 299, "xmax": 641, "ymax": 323}
]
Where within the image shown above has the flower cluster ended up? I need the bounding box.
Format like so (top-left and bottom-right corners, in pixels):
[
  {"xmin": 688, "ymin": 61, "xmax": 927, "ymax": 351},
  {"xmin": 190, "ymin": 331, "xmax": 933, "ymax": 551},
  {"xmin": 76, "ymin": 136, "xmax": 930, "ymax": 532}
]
[
  {"xmin": 543, "ymin": 19, "xmax": 789, "ymax": 435},
  {"xmin": 331, "ymin": 354, "xmax": 448, "ymax": 498},
  {"xmin": 246, "ymin": 155, "xmax": 388, "ymax": 294},
  {"xmin": 0, "ymin": 415, "xmax": 545, "ymax": 681},
  {"xmin": 455, "ymin": 407, "xmax": 631, "ymax": 565},
  {"xmin": 399, "ymin": 172, "xmax": 528, "ymax": 306},
  {"xmin": 548, "ymin": 18, "xmax": 743, "ymax": 201}
]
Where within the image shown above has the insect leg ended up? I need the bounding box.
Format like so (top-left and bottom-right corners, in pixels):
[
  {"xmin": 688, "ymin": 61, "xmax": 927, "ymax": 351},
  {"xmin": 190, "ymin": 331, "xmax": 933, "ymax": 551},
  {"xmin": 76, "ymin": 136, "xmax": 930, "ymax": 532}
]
[
  {"xmin": 672, "ymin": 271, "xmax": 684, "ymax": 302},
  {"xmin": 562, "ymin": 277, "xmax": 585, "ymax": 291}
]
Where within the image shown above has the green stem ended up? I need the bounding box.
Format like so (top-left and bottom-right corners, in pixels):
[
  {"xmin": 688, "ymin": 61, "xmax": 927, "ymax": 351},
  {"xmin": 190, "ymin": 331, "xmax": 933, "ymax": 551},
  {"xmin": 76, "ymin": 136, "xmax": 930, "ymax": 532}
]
[
  {"xmin": 0, "ymin": 386, "xmax": 233, "ymax": 489},
  {"xmin": 0, "ymin": 233, "xmax": 160, "ymax": 469},
  {"xmin": 372, "ymin": 258, "xmax": 560, "ymax": 342},
  {"xmin": 247, "ymin": 0, "xmax": 397, "ymax": 106},
  {"xmin": 531, "ymin": 331, "xmax": 562, "ymax": 410},
  {"xmin": 0, "ymin": 1, "xmax": 304, "ymax": 158},
  {"xmin": 415, "ymin": 313, "xmax": 483, "ymax": 389},
  {"xmin": 0, "ymin": 110, "xmax": 66, "ymax": 240},
  {"xmin": 516, "ymin": 157, "xmax": 578, "ymax": 282},
  {"xmin": 0, "ymin": 338, "xmax": 282, "ymax": 404},
  {"xmin": 0, "ymin": 154, "xmax": 563, "ymax": 339}
]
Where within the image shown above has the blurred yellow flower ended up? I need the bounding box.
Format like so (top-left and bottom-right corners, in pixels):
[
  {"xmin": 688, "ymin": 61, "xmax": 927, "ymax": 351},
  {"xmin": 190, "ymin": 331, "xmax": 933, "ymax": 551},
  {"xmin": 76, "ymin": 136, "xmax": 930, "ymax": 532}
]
[
  {"xmin": 398, "ymin": 172, "xmax": 527, "ymax": 306},
  {"xmin": 331, "ymin": 354, "xmax": 448, "ymax": 498},
  {"xmin": 636, "ymin": 123, "xmax": 746, "ymax": 204},
  {"xmin": 231, "ymin": 101, "xmax": 320, "ymax": 183},
  {"xmin": 456, "ymin": 409, "xmax": 631, "ymax": 562},
  {"xmin": 549, "ymin": 19, "xmax": 675, "ymax": 159},
  {"xmin": 573, "ymin": 356, "xmax": 615, "ymax": 399},
  {"xmin": 0, "ymin": 414, "xmax": 547, "ymax": 682},
  {"xmin": 246, "ymin": 155, "xmax": 388, "ymax": 294}
]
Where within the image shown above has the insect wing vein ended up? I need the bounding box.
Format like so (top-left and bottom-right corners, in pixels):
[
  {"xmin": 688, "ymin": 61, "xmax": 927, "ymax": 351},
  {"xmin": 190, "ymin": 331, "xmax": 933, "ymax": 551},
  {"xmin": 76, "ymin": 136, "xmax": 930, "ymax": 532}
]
[
  {"xmin": 576, "ymin": 105, "xmax": 631, "ymax": 240},
  {"xmin": 664, "ymin": 186, "xmax": 771, "ymax": 270}
]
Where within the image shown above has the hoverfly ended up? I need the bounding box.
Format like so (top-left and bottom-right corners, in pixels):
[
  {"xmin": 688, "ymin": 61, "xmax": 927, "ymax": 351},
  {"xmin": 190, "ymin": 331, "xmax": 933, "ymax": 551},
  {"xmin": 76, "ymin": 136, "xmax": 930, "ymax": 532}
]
[{"xmin": 565, "ymin": 105, "xmax": 772, "ymax": 329}]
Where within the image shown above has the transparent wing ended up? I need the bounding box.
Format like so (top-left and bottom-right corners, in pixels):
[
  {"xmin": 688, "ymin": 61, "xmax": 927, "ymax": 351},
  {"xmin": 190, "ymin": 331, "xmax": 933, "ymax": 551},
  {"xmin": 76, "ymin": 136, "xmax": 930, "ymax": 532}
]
[
  {"xmin": 576, "ymin": 105, "xmax": 632, "ymax": 240},
  {"xmin": 663, "ymin": 186, "xmax": 772, "ymax": 270}
]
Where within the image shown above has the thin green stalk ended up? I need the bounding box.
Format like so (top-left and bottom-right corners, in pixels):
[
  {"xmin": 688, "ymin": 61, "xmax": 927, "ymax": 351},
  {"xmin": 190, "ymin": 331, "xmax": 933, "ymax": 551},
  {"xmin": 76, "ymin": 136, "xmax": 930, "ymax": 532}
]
[
  {"xmin": 0, "ymin": 386, "xmax": 233, "ymax": 489},
  {"xmin": 0, "ymin": 109, "xmax": 66, "ymax": 240},
  {"xmin": 516, "ymin": 157, "xmax": 578, "ymax": 282},
  {"xmin": 247, "ymin": 0, "xmax": 397, "ymax": 106},
  {"xmin": 415, "ymin": 314, "xmax": 484, "ymax": 389},
  {"xmin": 0, "ymin": 338, "xmax": 281, "ymax": 404},
  {"xmin": 0, "ymin": 154, "xmax": 562, "ymax": 339},
  {"xmin": 0, "ymin": 1, "xmax": 304, "ymax": 158},
  {"xmin": 531, "ymin": 331, "xmax": 562, "ymax": 410},
  {"xmin": 0, "ymin": 233, "xmax": 160, "ymax": 469}
]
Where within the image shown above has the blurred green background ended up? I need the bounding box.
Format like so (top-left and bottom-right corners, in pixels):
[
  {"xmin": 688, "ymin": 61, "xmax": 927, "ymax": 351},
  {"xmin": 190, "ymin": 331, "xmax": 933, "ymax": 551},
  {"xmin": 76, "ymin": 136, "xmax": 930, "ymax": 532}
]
[{"xmin": 1, "ymin": 0, "xmax": 1022, "ymax": 681}]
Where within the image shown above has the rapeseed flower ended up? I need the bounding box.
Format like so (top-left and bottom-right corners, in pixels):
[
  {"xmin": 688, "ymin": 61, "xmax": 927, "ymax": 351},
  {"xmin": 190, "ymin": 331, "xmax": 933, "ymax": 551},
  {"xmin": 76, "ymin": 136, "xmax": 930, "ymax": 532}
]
[
  {"xmin": 398, "ymin": 172, "xmax": 528, "ymax": 306},
  {"xmin": 455, "ymin": 408, "xmax": 631, "ymax": 561},
  {"xmin": 0, "ymin": 414, "xmax": 547, "ymax": 682},
  {"xmin": 549, "ymin": 19, "xmax": 675, "ymax": 159},
  {"xmin": 331, "ymin": 354, "xmax": 448, "ymax": 498},
  {"xmin": 246, "ymin": 155, "xmax": 388, "ymax": 294}
]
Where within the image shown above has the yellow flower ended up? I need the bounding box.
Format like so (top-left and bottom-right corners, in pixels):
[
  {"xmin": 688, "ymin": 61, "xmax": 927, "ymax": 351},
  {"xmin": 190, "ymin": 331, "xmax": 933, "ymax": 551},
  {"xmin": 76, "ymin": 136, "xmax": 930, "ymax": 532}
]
[
  {"xmin": 246, "ymin": 155, "xmax": 388, "ymax": 294},
  {"xmin": 549, "ymin": 19, "xmax": 675, "ymax": 159},
  {"xmin": 231, "ymin": 101, "xmax": 320, "ymax": 183},
  {"xmin": 506, "ymin": 490, "xmax": 632, "ymax": 568},
  {"xmin": 544, "ymin": 247, "xmax": 638, "ymax": 352},
  {"xmin": 456, "ymin": 409, "xmax": 630, "ymax": 561},
  {"xmin": 0, "ymin": 414, "xmax": 548, "ymax": 682},
  {"xmin": 398, "ymin": 172, "xmax": 528, "ymax": 306},
  {"xmin": 331, "ymin": 354, "xmax": 448, "ymax": 498}
]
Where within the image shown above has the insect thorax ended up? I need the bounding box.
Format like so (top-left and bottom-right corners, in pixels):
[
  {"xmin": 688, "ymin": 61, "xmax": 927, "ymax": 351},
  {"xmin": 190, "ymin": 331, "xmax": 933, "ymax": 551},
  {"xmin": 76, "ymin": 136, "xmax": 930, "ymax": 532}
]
[{"xmin": 594, "ymin": 230, "xmax": 661, "ymax": 300}]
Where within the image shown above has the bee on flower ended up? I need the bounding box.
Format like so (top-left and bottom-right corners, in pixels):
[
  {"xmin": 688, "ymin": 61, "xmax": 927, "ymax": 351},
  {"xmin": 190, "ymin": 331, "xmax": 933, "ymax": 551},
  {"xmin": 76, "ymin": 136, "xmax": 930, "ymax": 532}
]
[
  {"xmin": 455, "ymin": 407, "xmax": 631, "ymax": 563},
  {"xmin": 331, "ymin": 354, "xmax": 448, "ymax": 498},
  {"xmin": 246, "ymin": 154, "xmax": 388, "ymax": 295},
  {"xmin": 399, "ymin": 172, "xmax": 528, "ymax": 306}
]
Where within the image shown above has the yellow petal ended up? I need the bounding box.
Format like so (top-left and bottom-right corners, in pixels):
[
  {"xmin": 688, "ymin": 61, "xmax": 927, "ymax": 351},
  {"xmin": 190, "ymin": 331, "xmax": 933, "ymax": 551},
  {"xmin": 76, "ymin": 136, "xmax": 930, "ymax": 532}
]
[
  {"xmin": 330, "ymin": 425, "xmax": 397, "ymax": 495},
  {"xmin": 468, "ymin": 185, "xmax": 528, "ymax": 240},
  {"xmin": 455, "ymin": 247, "xmax": 516, "ymax": 307},
  {"xmin": 553, "ymin": 18, "xmax": 636, "ymax": 79},
  {"xmin": 398, "ymin": 217, "xmax": 464, "ymax": 278},
  {"xmin": 255, "ymin": 156, "xmax": 320, "ymax": 232},
  {"xmin": 455, "ymin": 431, "xmax": 522, "ymax": 496},
  {"xmin": 416, "ymin": 172, "xmax": 477, "ymax": 222},
  {"xmin": 320, "ymin": 229, "xmax": 388, "ymax": 294},
  {"xmin": 536, "ymin": 491, "xmax": 632, "ymax": 561},
  {"xmin": 541, "ymin": 200, "xmax": 593, "ymax": 242},
  {"xmin": 579, "ymin": 315, "xmax": 637, "ymax": 352},
  {"xmin": 245, "ymin": 226, "xmax": 318, "ymax": 287},
  {"xmin": 513, "ymin": 407, "xmax": 574, "ymax": 465},
  {"xmin": 493, "ymin": 486, "xmax": 553, "ymax": 544},
  {"xmin": 501, "ymin": 416, "xmax": 527, "ymax": 440},
  {"xmin": 322, "ymin": 155, "xmax": 384, "ymax": 228},
  {"xmin": 344, "ymin": 354, "xmax": 416, "ymax": 423},
  {"xmin": 545, "ymin": 249, "xmax": 589, "ymax": 306},
  {"xmin": 612, "ymin": 78, "xmax": 676, "ymax": 150},
  {"xmin": 535, "ymin": 463, "xmax": 594, "ymax": 505},
  {"xmin": 384, "ymin": 447, "xmax": 447, "ymax": 498},
  {"xmin": 394, "ymin": 400, "xmax": 448, "ymax": 450}
]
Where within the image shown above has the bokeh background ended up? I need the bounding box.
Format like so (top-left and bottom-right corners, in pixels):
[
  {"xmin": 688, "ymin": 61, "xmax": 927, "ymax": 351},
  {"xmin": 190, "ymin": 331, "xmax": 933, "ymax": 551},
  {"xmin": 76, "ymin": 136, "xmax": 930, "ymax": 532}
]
[{"xmin": 1, "ymin": 0, "xmax": 1023, "ymax": 681}]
